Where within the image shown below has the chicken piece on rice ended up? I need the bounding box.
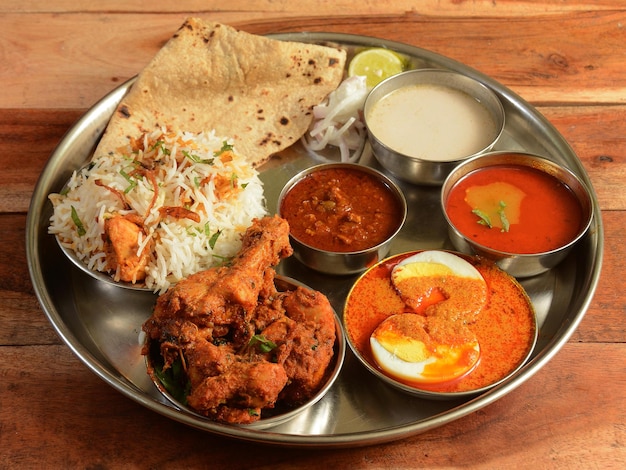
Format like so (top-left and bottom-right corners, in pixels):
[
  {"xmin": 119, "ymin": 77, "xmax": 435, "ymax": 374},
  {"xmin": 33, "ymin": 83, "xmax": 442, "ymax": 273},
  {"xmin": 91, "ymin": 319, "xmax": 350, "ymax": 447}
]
[
  {"xmin": 103, "ymin": 214, "xmax": 151, "ymax": 282},
  {"xmin": 142, "ymin": 215, "xmax": 337, "ymax": 424}
]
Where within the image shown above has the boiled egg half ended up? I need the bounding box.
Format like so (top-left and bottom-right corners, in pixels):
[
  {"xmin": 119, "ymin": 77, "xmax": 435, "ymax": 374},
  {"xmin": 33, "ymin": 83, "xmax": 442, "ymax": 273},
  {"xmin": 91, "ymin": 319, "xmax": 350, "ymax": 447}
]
[
  {"xmin": 370, "ymin": 314, "xmax": 481, "ymax": 383},
  {"xmin": 370, "ymin": 250, "xmax": 487, "ymax": 384}
]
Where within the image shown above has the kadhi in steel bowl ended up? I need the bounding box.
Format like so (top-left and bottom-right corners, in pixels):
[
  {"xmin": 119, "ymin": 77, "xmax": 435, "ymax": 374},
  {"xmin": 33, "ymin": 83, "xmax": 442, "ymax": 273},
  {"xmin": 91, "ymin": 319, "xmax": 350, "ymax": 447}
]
[{"xmin": 363, "ymin": 69, "xmax": 505, "ymax": 186}]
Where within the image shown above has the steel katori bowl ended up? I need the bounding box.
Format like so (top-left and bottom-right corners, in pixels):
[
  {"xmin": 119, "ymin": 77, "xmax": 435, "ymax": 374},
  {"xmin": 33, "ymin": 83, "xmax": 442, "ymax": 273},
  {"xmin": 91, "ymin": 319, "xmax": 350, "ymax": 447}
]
[
  {"xmin": 363, "ymin": 69, "xmax": 505, "ymax": 186},
  {"xmin": 277, "ymin": 162, "xmax": 407, "ymax": 275},
  {"xmin": 342, "ymin": 250, "xmax": 538, "ymax": 400},
  {"xmin": 440, "ymin": 151, "xmax": 594, "ymax": 277}
]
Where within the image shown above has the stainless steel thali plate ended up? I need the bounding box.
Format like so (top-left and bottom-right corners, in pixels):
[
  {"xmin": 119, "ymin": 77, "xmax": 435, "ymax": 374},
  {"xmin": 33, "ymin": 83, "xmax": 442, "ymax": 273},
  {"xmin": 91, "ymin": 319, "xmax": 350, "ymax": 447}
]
[{"xmin": 26, "ymin": 32, "xmax": 603, "ymax": 447}]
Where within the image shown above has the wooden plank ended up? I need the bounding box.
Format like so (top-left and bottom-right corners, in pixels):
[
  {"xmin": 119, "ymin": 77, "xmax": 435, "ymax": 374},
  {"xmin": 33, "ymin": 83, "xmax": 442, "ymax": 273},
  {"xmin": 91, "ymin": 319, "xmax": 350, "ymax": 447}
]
[
  {"xmin": 0, "ymin": 213, "xmax": 62, "ymax": 346},
  {"xmin": 1, "ymin": 0, "xmax": 621, "ymax": 15},
  {"xmin": 568, "ymin": 210, "xmax": 626, "ymax": 343},
  {"xmin": 1, "ymin": 342, "xmax": 623, "ymax": 467},
  {"xmin": 0, "ymin": 109, "xmax": 83, "ymax": 214},
  {"xmin": 542, "ymin": 105, "xmax": 626, "ymax": 211},
  {"xmin": 0, "ymin": 11, "xmax": 625, "ymax": 108}
]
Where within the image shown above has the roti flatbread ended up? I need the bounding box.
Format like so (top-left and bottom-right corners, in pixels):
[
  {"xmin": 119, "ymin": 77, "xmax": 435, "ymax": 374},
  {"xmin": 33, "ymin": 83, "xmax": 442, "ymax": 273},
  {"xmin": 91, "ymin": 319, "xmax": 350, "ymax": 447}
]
[{"xmin": 93, "ymin": 18, "xmax": 347, "ymax": 167}]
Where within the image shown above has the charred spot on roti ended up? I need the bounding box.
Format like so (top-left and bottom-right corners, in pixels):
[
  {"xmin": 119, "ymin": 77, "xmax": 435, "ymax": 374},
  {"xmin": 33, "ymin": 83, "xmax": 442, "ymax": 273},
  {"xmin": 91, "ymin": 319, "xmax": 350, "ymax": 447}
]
[
  {"xmin": 118, "ymin": 105, "xmax": 131, "ymax": 119},
  {"xmin": 329, "ymin": 57, "xmax": 341, "ymax": 67},
  {"xmin": 280, "ymin": 117, "xmax": 289, "ymax": 126},
  {"xmin": 259, "ymin": 132, "xmax": 281, "ymax": 147},
  {"xmin": 314, "ymin": 77, "xmax": 323, "ymax": 84}
]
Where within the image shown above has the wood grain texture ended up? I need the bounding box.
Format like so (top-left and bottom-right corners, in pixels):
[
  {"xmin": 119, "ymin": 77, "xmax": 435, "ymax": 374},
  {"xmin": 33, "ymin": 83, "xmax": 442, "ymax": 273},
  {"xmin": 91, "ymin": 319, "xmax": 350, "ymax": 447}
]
[
  {"xmin": 1, "ymin": 11, "xmax": 625, "ymax": 108},
  {"xmin": 1, "ymin": 343, "xmax": 623, "ymax": 468},
  {"xmin": 3, "ymin": 0, "xmax": 621, "ymax": 15},
  {"xmin": 1, "ymin": 2, "xmax": 625, "ymax": 467}
]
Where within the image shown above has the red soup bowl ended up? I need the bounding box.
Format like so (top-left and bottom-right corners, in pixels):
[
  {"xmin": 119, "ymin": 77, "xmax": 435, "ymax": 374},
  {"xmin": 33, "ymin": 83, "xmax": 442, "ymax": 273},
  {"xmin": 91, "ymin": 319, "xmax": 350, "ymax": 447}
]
[{"xmin": 441, "ymin": 151, "xmax": 594, "ymax": 277}]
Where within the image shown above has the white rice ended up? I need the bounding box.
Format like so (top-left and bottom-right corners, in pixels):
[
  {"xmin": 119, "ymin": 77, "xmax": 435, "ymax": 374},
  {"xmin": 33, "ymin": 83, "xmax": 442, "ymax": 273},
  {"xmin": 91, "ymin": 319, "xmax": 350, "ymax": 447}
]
[{"xmin": 48, "ymin": 128, "xmax": 267, "ymax": 292}]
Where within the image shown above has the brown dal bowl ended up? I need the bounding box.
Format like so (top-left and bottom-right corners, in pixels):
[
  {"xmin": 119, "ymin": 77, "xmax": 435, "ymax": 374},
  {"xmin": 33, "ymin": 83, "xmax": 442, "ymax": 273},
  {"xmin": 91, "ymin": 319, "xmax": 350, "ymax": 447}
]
[
  {"xmin": 363, "ymin": 69, "xmax": 505, "ymax": 186},
  {"xmin": 277, "ymin": 163, "xmax": 407, "ymax": 275},
  {"xmin": 441, "ymin": 151, "xmax": 594, "ymax": 278}
]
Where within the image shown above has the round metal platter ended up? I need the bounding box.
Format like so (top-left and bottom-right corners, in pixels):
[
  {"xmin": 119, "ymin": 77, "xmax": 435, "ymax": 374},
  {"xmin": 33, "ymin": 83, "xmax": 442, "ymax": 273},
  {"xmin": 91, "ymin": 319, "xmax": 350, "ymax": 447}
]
[{"xmin": 26, "ymin": 32, "xmax": 604, "ymax": 447}]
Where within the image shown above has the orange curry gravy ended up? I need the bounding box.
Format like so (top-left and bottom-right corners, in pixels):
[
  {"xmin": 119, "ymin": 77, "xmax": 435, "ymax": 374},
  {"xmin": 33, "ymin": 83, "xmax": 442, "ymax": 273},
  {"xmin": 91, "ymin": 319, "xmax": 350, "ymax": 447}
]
[
  {"xmin": 343, "ymin": 252, "xmax": 536, "ymax": 393},
  {"xmin": 279, "ymin": 167, "xmax": 403, "ymax": 252},
  {"xmin": 445, "ymin": 164, "xmax": 584, "ymax": 254}
]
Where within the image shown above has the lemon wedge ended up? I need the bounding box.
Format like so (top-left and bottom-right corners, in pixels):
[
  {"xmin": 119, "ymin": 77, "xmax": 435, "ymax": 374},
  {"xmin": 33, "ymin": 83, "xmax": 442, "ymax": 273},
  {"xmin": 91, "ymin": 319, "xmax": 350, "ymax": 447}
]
[{"xmin": 347, "ymin": 48, "xmax": 405, "ymax": 88}]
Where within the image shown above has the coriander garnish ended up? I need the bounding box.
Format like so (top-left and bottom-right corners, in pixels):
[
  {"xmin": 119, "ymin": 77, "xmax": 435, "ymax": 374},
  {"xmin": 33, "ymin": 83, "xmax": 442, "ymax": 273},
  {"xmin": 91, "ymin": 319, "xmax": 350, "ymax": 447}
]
[
  {"xmin": 497, "ymin": 200, "xmax": 510, "ymax": 232},
  {"xmin": 215, "ymin": 141, "xmax": 234, "ymax": 156},
  {"xmin": 472, "ymin": 200, "xmax": 511, "ymax": 232},
  {"xmin": 182, "ymin": 149, "xmax": 214, "ymax": 165},
  {"xmin": 70, "ymin": 206, "xmax": 86, "ymax": 236},
  {"xmin": 208, "ymin": 229, "xmax": 221, "ymax": 249},
  {"xmin": 248, "ymin": 334, "xmax": 277, "ymax": 353},
  {"xmin": 472, "ymin": 208, "xmax": 492, "ymax": 228},
  {"xmin": 150, "ymin": 140, "xmax": 171, "ymax": 156},
  {"xmin": 119, "ymin": 168, "xmax": 138, "ymax": 193}
]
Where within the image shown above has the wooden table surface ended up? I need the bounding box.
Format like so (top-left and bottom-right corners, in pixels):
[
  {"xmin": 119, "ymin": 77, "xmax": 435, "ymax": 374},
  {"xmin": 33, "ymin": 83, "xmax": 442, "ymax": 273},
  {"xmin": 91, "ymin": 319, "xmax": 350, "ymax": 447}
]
[{"xmin": 2, "ymin": 1, "xmax": 625, "ymax": 468}]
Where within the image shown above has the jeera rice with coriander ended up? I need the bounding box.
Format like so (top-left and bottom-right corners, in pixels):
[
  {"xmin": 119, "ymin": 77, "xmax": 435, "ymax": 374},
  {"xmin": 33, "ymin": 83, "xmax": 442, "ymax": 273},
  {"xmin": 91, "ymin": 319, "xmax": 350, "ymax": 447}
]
[{"xmin": 48, "ymin": 128, "xmax": 267, "ymax": 293}]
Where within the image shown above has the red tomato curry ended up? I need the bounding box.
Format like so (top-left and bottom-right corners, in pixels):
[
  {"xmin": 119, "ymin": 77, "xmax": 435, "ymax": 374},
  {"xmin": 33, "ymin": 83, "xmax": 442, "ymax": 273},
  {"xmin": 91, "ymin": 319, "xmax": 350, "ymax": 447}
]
[{"xmin": 445, "ymin": 164, "xmax": 584, "ymax": 254}]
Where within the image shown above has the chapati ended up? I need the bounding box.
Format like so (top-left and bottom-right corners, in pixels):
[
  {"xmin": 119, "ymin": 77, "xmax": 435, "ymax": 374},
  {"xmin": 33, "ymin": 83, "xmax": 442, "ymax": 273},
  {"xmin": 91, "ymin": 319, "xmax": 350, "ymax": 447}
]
[{"xmin": 93, "ymin": 18, "xmax": 347, "ymax": 167}]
